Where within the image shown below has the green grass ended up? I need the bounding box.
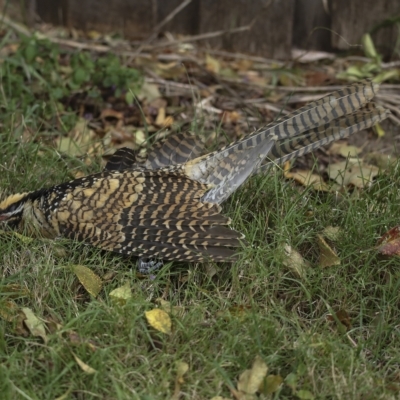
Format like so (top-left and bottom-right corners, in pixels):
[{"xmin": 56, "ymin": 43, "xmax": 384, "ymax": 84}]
[{"xmin": 1, "ymin": 135, "xmax": 400, "ymax": 399}]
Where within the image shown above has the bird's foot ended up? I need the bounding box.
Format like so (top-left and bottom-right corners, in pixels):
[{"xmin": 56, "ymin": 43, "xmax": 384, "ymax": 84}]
[{"xmin": 137, "ymin": 258, "xmax": 164, "ymax": 274}]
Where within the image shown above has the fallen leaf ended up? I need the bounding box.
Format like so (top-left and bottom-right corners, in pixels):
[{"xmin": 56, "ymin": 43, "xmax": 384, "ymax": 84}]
[
  {"xmin": 157, "ymin": 298, "xmax": 185, "ymax": 318},
  {"xmin": 71, "ymin": 265, "xmax": 102, "ymax": 297},
  {"xmin": 338, "ymin": 145, "xmax": 362, "ymax": 158},
  {"xmin": 285, "ymin": 169, "xmax": 328, "ymax": 191},
  {"xmin": 296, "ymin": 389, "xmax": 315, "ymax": 399},
  {"xmin": 328, "ymin": 160, "xmax": 379, "ymax": 188},
  {"xmin": 282, "ymin": 244, "xmax": 309, "ymax": 279},
  {"xmin": 155, "ymin": 107, "xmax": 166, "ymax": 126},
  {"xmin": 326, "ymin": 309, "xmax": 352, "ymax": 332},
  {"xmin": 329, "ymin": 142, "xmax": 362, "ymax": 157},
  {"xmin": 317, "ymin": 234, "xmax": 340, "ymax": 268},
  {"xmin": 237, "ymin": 355, "xmax": 268, "ymax": 395},
  {"xmin": 0, "ymin": 300, "xmax": 19, "ymax": 322},
  {"xmin": 72, "ymin": 352, "xmax": 96, "ymax": 374},
  {"xmin": 171, "ymin": 361, "xmax": 189, "ymax": 400},
  {"xmin": 285, "ymin": 372, "xmax": 298, "ymax": 392},
  {"xmin": 21, "ymin": 307, "xmax": 48, "ymax": 344},
  {"xmin": 210, "ymin": 397, "xmax": 231, "ymax": 400},
  {"xmin": 259, "ymin": 374, "xmax": 283, "ymax": 394},
  {"xmin": 1, "ymin": 284, "xmax": 30, "ymax": 298},
  {"xmin": 109, "ymin": 282, "xmax": 132, "ymax": 306},
  {"xmin": 322, "ymin": 226, "xmax": 341, "ymax": 242},
  {"xmin": 137, "ymin": 82, "xmax": 161, "ymax": 102},
  {"xmin": 205, "ymin": 54, "xmax": 221, "ymax": 74},
  {"xmin": 377, "ymin": 226, "xmax": 400, "ymax": 256},
  {"xmin": 145, "ymin": 308, "xmax": 172, "ymax": 334},
  {"xmin": 12, "ymin": 232, "xmax": 34, "ymax": 244}
]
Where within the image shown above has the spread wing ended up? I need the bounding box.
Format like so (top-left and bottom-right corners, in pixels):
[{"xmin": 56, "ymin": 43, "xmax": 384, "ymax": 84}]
[{"xmin": 53, "ymin": 169, "xmax": 242, "ymax": 262}]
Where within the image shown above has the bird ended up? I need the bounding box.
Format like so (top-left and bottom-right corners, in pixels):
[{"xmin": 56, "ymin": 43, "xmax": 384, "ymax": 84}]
[{"xmin": 0, "ymin": 80, "xmax": 390, "ymax": 265}]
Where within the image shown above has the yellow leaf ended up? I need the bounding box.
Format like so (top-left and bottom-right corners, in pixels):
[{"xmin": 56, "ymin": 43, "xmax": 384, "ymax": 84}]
[
  {"xmin": 328, "ymin": 160, "xmax": 379, "ymax": 188},
  {"xmin": 176, "ymin": 360, "xmax": 189, "ymax": 383},
  {"xmin": 12, "ymin": 232, "xmax": 34, "ymax": 244},
  {"xmin": 285, "ymin": 170, "xmax": 328, "ymax": 191},
  {"xmin": 374, "ymin": 122, "xmax": 385, "ymax": 138},
  {"xmin": 282, "ymin": 244, "xmax": 309, "ymax": 279},
  {"xmin": 109, "ymin": 282, "xmax": 132, "ymax": 306},
  {"xmin": 0, "ymin": 300, "xmax": 19, "ymax": 321},
  {"xmin": 71, "ymin": 265, "xmax": 102, "ymax": 297},
  {"xmin": 259, "ymin": 374, "xmax": 283, "ymax": 394},
  {"xmin": 237, "ymin": 355, "xmax": 268, "ymax": 394},
  {"xmin": 21, "ymin": 307, "xmax": 48, "ymax": 344},
  {"xmin": 157, "ymin": 298, "xmax": 185, "ymax": 317},
  {"xmin": 205, "ymin": 54, "xmax": 221, "ymax": 74},
  {"xmin": 171, "ymin": 361, "xmax": 189, "ymax": 400},
  {"xmin": 317, "ymin": 234, "xmax": 340, "ymax": 268},
  {"xmin": 72, "ymin": 352, "xmax": 97, "ymax": 374},
  {"xmin": 322, "ymin": 226, "xmax": 341, "ymax": 242},
  {"xmin": 338, "ymin": 145, "xmax": 362, "ymax": 158},
  {"xmin": 145, "ymin": 308, "xmax": 172, "ymax": 334}
]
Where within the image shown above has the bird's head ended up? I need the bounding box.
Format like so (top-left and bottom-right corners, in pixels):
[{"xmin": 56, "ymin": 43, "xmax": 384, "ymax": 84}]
[{"xmin": 0, "ymin": 193, "xmax": 31, "ymax": 228}]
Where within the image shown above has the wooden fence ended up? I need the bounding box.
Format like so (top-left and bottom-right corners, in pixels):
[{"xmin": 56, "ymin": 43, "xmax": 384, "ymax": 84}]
[{"xmin": 27, "ymin": 0, "xmax": 400, "ymax": 59}]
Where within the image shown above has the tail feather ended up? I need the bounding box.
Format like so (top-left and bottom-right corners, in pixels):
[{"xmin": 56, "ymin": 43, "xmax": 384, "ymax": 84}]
[
  {"xmin": 185, "ymin": 80, "xmax": 381, "ymax": 204},
  {"xmin": 258, "ymin": 102, "xmax": 390, "ymax": 172}
]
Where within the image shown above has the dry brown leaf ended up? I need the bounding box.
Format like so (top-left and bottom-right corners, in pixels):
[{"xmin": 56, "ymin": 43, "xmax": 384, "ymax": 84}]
[
  {"xmin": 328, "ymin": 160, "xmax": 379, "ymax": 188},
  {"xmin": 1, "ymin": 284, "xmax": 30, "ymax": 299},
  {"xmin": 109, "ymin": 282, "xmax": 132, "ymax": 306},
  {"xmin": 21, "ymin": 307, "xmax": 48, "ymax": 344},
  {"xmin": 317, "ymin": 234, "xmax": 340, "ymax": 268},
  {"xmin": 100, "ymin": 108, "xmax": 124, "ymax": 121},
  {"xmin": 71, "ymin": 265, "xmax": 102, "ymax": 297},
  {"xmin": 282, "ymin": 244, "xmax": 309, "ymax": 279},
  {"xmin": 377, "ymin": 226, "xmax": 400, "ymax": 256},
  {"xmin": 145, "ymin": 309, "xmax": 172, "ymax": 334},
  {"xmin": 72, "ymin": 352, "xmax": 97, "ymax": 374},
  {"xmin": 326, "ymin": 309, "xmax": 352, "ymax": 332},
  {"xmin": 155, "ymin": 107, "xmax": 166, "ymax": 126},
  {"xmin": 285, "ymin": 170, "xmax": 329, "ymax": 191},
  {"xmin": 237, "ymin": 355, "xmax": 268, "ymax": 395}
]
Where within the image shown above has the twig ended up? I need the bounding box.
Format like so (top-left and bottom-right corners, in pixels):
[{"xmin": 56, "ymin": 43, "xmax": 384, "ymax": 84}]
[
  {"xmin": 133, "ymin": 0, "xmax": 193, "ymax": 57},
  {"xmin": 144, "ymin": 24, "xmax": 252, "ymax": 50}
]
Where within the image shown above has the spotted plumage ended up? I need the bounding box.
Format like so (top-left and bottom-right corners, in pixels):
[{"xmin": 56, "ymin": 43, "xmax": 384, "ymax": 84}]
[{"xmin": 0, "ymin": 80, "xmax": 390, "ymax": 262}]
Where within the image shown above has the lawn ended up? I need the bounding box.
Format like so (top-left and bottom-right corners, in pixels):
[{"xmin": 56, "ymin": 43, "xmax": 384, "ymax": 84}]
[{"xmin": 0, "ymin": 27, "xmax": 400, "ymax": 400}]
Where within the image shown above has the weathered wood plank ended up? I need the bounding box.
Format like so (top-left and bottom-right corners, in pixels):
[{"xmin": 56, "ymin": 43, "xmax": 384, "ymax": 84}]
[
  {"xmin": 293, "ymin": 0, "xmax": 331, "ymax": 51},
  {"xmin": 199, "ymin": 0, "xmax": 295, "ymax": 59},
  {"xmin": 331, "ymin": 0, "xmax": 400, "ymax": 55},
  {"xmin": 67, "ymin": 0, "xmax": 155, "ymax": 39},
  {"xmin": 157, "ymin": 0, "xmax": 200, "ymax": 35}
]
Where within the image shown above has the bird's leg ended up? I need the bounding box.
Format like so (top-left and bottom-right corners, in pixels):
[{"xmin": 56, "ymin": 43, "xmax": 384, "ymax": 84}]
[{"xmin": 136, "ymin": 257, "xmax": 164, "ymax": 274}]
